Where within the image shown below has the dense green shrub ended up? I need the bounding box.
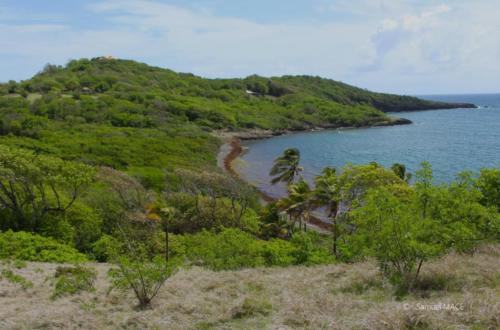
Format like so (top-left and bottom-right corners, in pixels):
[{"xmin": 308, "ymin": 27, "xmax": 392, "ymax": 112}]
[
  {"xmin": 260, "ymin": 239, "xmax": 296, "ymax": 266},
  {"xmin": 289, "ymin": 232, "xmax": 335, "ymax": 265},
  {"xmin": 170, "ymin": 228, "xmax": 334, "ymax": 270},
  {"xmin": 171, "ymin": 228, "xmax": 265, "ymax": 270},
  {"xmin": 0, "ymin": 230, "xmax": 88, "ymax": 263},
  {"xmin": 91, "ymin": 234, "xmax": 122, "ymax": 262},
  {"xmin": 350, "ymin": 163, "xmax": 499, "ymax": 290},
  {"xmin": 475, "ymin": 168, "xmax": 500, "ymax": 211}
]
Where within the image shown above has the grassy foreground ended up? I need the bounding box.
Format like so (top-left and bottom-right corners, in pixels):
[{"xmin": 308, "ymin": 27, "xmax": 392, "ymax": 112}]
[{"xmin": 1, "ymin": 245, "xmax": 498, "ymax": 330}]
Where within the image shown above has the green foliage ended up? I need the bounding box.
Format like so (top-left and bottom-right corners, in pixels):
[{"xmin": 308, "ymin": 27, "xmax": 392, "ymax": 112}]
[
  {"xmin": 0, "ymin": 230, "xmax": 88, "ymax": 263},
  {"xmin": 350, "ymin": 162, "xmax": 499, "ymax": 290},
  {"xmin": 259, "ymin": 238, "xmax": 297, "ymax": 266},
  {"xmin": 0, "ymin": 58, "xmax": 473, "ymax": 174},
  {"xmin": 289, "ymin": 232, "xmax": 335, "ymax": 265},
  {"xmin": 0, "ymin": 144, "xmax": 94, "ymax": 233},
  {"xmin": 171, "ymin": 228, "xmax": 265, "ymax": 270},
  {"xmin": 336, "ymin": 162, "xmax": 402, "ymax": 209},
  {"xmin": 170, "ymin": 228, "xmax": 333, "ymax": 270},
  {"xmin": 313, "ymin": 167, "xmax": 342, "ymax": 257},
  {"xmin": 163, "ymin": 169, "xmax": 258, "ymax": 233},
  {"xmin": 51, "ymin": 265, "xmax": 97, "ymax": 299},
  {"xmin": 270, "ymin": 148, "xmax": 303, "ymax": 185},
  {"xmin": 108, "ymin": 255, "xmax": 178, "ymax": 308},
  {"xmin": 391, "ymin": 163, "xmax": 412, "ymax": 182},
  {"xmin": 276, "ymin": 179, "xmax": 315, "ymax": 235},
  {"xmin": 352, "ymin": 186, "xmax": 445, "ymax": 288},
  {"xmin": 475, "ymin": 168, "xmax": 500, "ymax": 211},
  {"xmin": 63, "ymin": 202, "xmax": 103, "ymax": 253},
  {"xmin": 258, "ymin": 202, "xmax": 289, "ymax": 239},
  {"xmin": 91, "ymin": 234, "xmax": 122, "ymax": 262},
  {"xmin": 3, "ymin": 57, "xmax": 412, "ymax": 132}
]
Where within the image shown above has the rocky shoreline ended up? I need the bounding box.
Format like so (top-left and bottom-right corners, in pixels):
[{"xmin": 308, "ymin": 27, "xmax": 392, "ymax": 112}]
[{"xmin": 213, "ymin": 116, "xmax": 413, "ymax": 142}]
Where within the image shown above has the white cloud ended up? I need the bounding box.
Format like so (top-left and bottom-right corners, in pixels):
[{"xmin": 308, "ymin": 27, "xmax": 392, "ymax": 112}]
[
  {"xmin": 356, "ymin": 1, "xmax": 500, "ymax": 92},
  {"xmin": 370, "ymin": 4, "xmax": 452, "ymax": 66}
]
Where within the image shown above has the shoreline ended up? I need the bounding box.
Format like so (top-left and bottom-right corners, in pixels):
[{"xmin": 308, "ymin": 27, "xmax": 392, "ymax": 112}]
[
  {"xmin": 218, "ymin": 135, "xmax": 333, "ymax": 231},
  {"xmin": 223, "ymin": 137, "xmax": 331, "ymax": 232},
  {"xmin": 215, "ymin": 116, "xmax": 419, "ymax": 232},
  {"xmin": 213, "ymin": 116, "xmax": 413, "ymax": 142}
]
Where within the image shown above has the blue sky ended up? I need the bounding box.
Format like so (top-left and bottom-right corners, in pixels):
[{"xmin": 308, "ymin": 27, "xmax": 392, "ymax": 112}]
[{"xmin": 1, "ymin": 0, "xmax": 499, "ymax": 94}]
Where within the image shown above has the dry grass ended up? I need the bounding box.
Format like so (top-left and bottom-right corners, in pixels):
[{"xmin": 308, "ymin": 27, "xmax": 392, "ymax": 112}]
[{"xmin": 0, "ymin": 245, "xmax": 499, "ymax": 329}]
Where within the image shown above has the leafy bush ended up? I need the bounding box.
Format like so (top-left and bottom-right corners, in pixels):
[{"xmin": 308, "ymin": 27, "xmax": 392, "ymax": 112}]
[
  {"xmin": 170, "ymin": 228, "xmax": 334, "ymax": 270},
  {"xmin": 51, "ymin": 265, "xmax": 97, "ymax": 299},
  {"xmin": 290, "ymin": 232, "xmax": 335, "ymax": 266},
  {"xmin": 475, "ymin": 168, "xmax": 500, "ymax": 211},
  {"xmin": 91, "ymin": 234, "xmax": 122, "ymax": 262},
  {"xmin": 260, "ymin": 239, "xmax": 296, "ymax": 266},
  {"xmin": 0, "ymin": 230, "xmax": 88, "ymax": 263},
  {"xmin": 108, "ymin": 255, "xmax": 178, "ymax": 308},
  {"xmin": 171, "ymin": 228, "xmax": 265, "ymax": 270}
]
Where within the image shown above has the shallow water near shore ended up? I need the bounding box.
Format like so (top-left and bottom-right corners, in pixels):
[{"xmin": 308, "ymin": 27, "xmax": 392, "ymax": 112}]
[{"xmin": 235, "ymin": 94, "xmax": 500, "ymax": 199}]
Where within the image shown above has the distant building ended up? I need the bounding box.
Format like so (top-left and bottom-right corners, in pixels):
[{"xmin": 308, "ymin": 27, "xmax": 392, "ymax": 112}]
[
  {"xmin": 246, "ymin": 89, "xmax": 259, "ymax": 96},
  {"xmin": 97, "ymin": 55, "xmax": 116, "ymax": 60}
]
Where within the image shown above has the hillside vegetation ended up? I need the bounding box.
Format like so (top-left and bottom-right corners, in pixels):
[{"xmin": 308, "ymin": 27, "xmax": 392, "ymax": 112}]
[
  {"xmin": 0, "ymin": 58, "xmax": 473, "ymax": 184},
  {"xmin": 0, "ymin": 58, "xmax": 497, "ymax": 329},
  {"xmin": 1, "ymin": 57, "xmax": 473, "ymax": 132}
]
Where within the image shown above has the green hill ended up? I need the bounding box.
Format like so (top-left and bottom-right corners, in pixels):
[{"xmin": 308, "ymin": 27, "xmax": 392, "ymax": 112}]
[
  {"xmin": 0, "ymin": 57, "xmax": 476, "ymax": 188},
  {"xmin": 1, "ymin": 57, "xmax": 473, "ymax": 132}
]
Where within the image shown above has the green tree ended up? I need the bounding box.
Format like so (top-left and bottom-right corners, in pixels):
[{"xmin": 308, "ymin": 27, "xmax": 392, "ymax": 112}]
[
  {"xmin": 475, "ymin": 168, "xmax": 500, "ymax": 211},
  {"xmin": 414, "ymin": 161, "xmax": 434, "ymax": 218},
  {"xmin": 277, "ymin": 179, "xmax": 314, "ymax": 235},
  {"xmin": 351, "ymin": 186, "xmax": 445, "ymax": 290},
  {"xmin": 259, "ymin": 202, "xmax": 289, "ymax": 239},
  {"xmin": 0, "ymin": 145, "xmax": 94, "ymax": 232},
  {"xmin": 391, "ymin": 163, "xmax": 412, "ymax": 182},
  {"xmin": 337, "ymin": 163, "xmax": 403, "ymax": 211},
  {"xmin": 314, "ymin": 167, "xmax": 342, "ymax": 256},
  {"xmin": 269, "ymin": 148, "xmax": 303, "ymax": 185}
]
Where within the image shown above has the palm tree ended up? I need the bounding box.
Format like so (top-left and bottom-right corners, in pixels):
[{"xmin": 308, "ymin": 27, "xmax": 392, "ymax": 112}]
[
  {"xmin": 391, "ymin": 163, "xmax": 412, "ymax": 183},
  {"xmin": 276, "ymin": 195, "xmax": 300, "ymax": 237},
  {"xmin": 277, "ymin": 179, "xmax": 314, "ymax": 234},
  {"xmin": 270, "ymin": 148, "xmax": 303, "ymax": 185},
  {"xmin": 314, "ymin": 167, "xmax": 341, "ymax": 257},
  {"xmin": 259, "ymin": 202, "xmax": 289, "ymax": 239}
]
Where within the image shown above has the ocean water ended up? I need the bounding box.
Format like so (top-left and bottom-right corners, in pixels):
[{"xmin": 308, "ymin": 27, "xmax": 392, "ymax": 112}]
[{"xmin": 235, "ymin": 94, "xmax": 500, "ymax": 199}]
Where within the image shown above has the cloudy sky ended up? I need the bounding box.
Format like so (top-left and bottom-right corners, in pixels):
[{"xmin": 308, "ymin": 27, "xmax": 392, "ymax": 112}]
[{"xmin": 1, "ymin": 0, "xmax": 499, "ymax": 94}]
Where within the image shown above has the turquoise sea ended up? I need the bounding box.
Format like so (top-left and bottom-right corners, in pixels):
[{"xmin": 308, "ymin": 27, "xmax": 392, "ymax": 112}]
[{"xmin": 236, "ymin": 94, "xmax": 500, "ymax": 199}]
